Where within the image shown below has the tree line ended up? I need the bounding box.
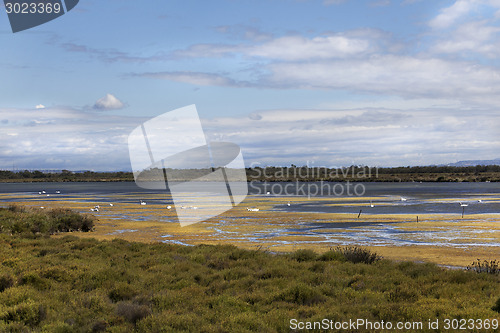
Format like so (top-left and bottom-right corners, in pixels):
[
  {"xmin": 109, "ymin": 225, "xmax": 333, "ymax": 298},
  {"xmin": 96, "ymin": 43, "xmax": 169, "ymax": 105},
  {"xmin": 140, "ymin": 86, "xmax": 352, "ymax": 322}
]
[{"xmin": 1, "ymin": 164, "xmax": 500, "ymax": 182}]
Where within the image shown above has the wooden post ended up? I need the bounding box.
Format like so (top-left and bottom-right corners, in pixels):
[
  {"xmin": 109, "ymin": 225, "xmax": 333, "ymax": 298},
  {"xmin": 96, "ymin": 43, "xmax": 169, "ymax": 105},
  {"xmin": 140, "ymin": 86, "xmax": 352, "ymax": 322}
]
[
  {"xmin": 357, "ymin": 209, "xmax": 362, "ymax": 218},
  {"xmin": 462, "ymin": 206, "xmax": 465, "ymax": 218},
  {"xmin": 416, "ymin": 216, "xmax": 418, "ymax": 223}
]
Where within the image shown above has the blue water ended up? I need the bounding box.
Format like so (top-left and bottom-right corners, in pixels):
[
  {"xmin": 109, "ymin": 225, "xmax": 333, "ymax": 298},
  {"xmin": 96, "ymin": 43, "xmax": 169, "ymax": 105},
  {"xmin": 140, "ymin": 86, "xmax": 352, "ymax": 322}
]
[{"xmin": 1, "ymin": 181, "xmax": 499, "ymax": 215}]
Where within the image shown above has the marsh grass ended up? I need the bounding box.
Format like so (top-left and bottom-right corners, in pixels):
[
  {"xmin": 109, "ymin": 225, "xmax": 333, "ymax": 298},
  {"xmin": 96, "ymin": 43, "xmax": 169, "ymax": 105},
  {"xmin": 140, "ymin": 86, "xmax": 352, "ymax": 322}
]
[
  {"xmin": 321, "ymin": 246, "xmax": 381, "ymax": 264},
  {"xmin": 467, "ymin": 259, "xmax": 500, "ymax": 275},
  {"xmin": 0, "ymin": 208, "xmax": 499, "ymax": 331},
  {"xmin": 0, "ymin": 235, "xmax": 498, "ymax": 332}
]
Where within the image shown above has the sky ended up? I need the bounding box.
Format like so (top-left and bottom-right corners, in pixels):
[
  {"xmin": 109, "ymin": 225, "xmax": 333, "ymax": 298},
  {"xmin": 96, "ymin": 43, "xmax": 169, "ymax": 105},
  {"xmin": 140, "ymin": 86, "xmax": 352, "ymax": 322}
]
[{"xmin": 1, "ymin": 0, "xmax": 500, "ymax": 171}]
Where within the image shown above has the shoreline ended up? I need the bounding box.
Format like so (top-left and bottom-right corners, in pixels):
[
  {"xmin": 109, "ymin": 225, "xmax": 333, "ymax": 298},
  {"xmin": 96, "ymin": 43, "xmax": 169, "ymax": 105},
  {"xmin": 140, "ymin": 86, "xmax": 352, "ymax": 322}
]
[{"xmin": 0, "ymin": 179, "xmax": 498, "ymax": 183}]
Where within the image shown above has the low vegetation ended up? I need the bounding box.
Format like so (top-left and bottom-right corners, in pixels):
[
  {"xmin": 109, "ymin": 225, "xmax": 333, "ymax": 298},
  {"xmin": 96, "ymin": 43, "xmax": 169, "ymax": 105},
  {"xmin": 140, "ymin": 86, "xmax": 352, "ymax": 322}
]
[
  {"xmin": 0, "ymin": 207, "xmax": 498, "ymax": 331},
  {"xmin": 0, "ymin": 205, "xmax": 95, "ymax": 236},
  {"xmin": 467, "ymin": 259, "xmax": 500, "ymax": 275}
]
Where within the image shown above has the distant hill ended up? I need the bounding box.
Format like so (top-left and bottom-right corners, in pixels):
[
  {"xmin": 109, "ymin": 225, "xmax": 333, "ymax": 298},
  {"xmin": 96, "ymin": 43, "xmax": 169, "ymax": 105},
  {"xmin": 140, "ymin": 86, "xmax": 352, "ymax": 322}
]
[{"xmin": 445, "ymin": 158, "xmax": 500, "ymax": 167}]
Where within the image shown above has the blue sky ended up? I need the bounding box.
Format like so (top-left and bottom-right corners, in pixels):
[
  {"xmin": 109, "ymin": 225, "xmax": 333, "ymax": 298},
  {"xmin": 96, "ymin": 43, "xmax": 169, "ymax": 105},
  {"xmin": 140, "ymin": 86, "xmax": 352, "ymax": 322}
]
[{"xmin": 1, "ymin": 0, "xmax": 500, "ymax": 170}]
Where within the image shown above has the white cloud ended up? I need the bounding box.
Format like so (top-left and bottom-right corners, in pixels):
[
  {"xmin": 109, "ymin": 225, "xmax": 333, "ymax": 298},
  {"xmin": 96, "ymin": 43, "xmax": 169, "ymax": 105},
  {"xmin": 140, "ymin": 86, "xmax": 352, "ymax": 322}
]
[
  {"xmin": 201, "ymin": 107, "xmax": 500, "ymax": 167},
  {"xmin": 263, "ymin": 55, "xmax": 500, "ymax": 104},
  {"xmin": 172, "ymin": 31, "xmax": 380, "ymax": 61},
  {"xmin": 139, "ymin": 71, "xmax": 243, "ymax": 87},
  {"xmin": 93, "ymin": 93, "xmax": 125, "ymax": 110},
  {"xmin": 248, "ymin": 35, "xmax": 371, "ymax": 60},
  {"xmin": 429, "ymin": 0, "xmax": 477, "ymax": 29},
  {"xmin": 0, "ymin": 107, "xmax": 142, "ymax": 170},
  {"xmin": 431, "ymin": 20, "xmax": 500, "ymax": 56},
  {"xmin": 1, "ymin": 104, "xmax": 498, "ymax": 170},
  {"xmin": 35, "ymin": 104, "xmax": 45, "ymax": 109}
]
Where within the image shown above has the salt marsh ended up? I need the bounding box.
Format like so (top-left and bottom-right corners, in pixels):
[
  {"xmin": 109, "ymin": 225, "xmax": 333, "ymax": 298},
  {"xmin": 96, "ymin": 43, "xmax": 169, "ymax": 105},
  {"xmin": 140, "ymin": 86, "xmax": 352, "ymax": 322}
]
[{"xmin": 1, "ymin": 181, "xmax": 499, "ymax": 266}]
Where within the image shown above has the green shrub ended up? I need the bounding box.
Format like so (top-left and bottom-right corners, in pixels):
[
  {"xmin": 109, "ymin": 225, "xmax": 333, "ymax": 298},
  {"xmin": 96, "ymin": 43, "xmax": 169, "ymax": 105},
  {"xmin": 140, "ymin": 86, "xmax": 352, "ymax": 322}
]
[
  {"xmin": 108, "ymin": 283, "xmax": 137, "ymax": 302},
  {"xmin": 332, "ymin": 246, "xmax": 380, "ymax": 264},
  {"xmin": 466, "ymin": 259, "xmax": 500, "ymax": 275},
  {"xmin": 0, "ymin": 274, "xmax": 15, "ymax": 292},
  {"xmin": 115, "ymin": 302, "xmax": 151, "ymax": 324},
  {"xmin": 318, "ymin": 250, "xmax": 345, "ymax": 261},
  {"xmin": 91, "ymin": 320, "xmax": 108, "ymax": 332},
  {"xmin": 492, "ymin": 298, "xmax": 500, "ymax": 313},
  {"xmin": 0, "ymin": 300, "xmax": 46, "ymax": 327},
  {"xmin": 19, "ymin": 272, "xmax": 49, "ymax": 290},
  {"xmin": 397, "ymin": 261, "xmax": 438, "ymax": 278},
  {"xmin": 290, "ymin": 249, "xmax": 317, "ymax": 262},
  {"xmin": 0, "ymin": 234, "xmax": 499, "ymax": 331},
  {"xmin": 0, "ymin": 206, "xmax": 94, "ymax": 236},
  {"xmin": 388, "ymin": 286, "xmax": 418, "ymax": 302},
  {"xmin": 7, "ymin": 205, "xmax": 25, "ymax": 213},
  {"xmin": 48, "ymin": 208, "xmax": 95, "ymax": 232},
  {"xmin": 277, "ymin": 283, "xmax": 326, "ymax": 305}
]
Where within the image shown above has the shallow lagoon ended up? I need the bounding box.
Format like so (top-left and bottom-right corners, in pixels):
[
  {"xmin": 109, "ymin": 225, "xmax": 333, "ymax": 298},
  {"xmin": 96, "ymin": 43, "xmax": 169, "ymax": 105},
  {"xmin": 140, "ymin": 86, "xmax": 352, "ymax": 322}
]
[{"xmin": 1, "ymin": 181, "xmax": 499, "ymax": 266}]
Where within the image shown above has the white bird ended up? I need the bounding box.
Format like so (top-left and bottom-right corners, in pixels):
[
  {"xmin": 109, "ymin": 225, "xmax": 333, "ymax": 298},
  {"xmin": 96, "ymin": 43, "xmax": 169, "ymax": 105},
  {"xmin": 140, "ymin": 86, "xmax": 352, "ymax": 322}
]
[
  {"xmin": 400, "ymin": 197, "xmax": 407, "ymax": 202},
  {"xmin": 90, "ymin": 208, "xmax": 99, "ymax": 212},
  {"xmin": 38, "ymin": 191, "xmax": 42, "ymax": 195},
  {"xmin": 166, "ymin": 205, "xmax": 172, "ymax": 209},
  {"xmin": 370, "ymin": 201, "xmax": 374, "ymax": 208},
  {"xmin": 55, "ymin": 191, "xmax": 61, "ymax": 194},
  {"xmin": 287, "ymin": 202, "xmax": 291, "ymax": 206},
  {"xmin": 266, "ymin": 191, "xmax": 270, "ymax": 195},
  {"xmin": 459, "ymin": 202, "xmax": 468, "ymax": 207},
  {"xmin": 40, "ymin": 206, "xmax": 44, "ymax": 209},
  {"xmin": 180, "ymin": 206, "xmax": 186, "ymax": 209},
  {"xmin": 247, "ymin": 208, "xmax": 260, "ymax": 212},
  {"xmin": 109, "ymin": 203, "xmax": 114, "ymax": 206},
  {"xmin": 46, "ymin": 194, "xmax": 50, "ymax": 197},
  {"xmin": 140, "ymin": 201, "xmax": 146, "ymax": 206},
  {"xmin": 42, "ymin": 190, "xmax": 46, "ymax": 194},
  {"xmin": 478, "ymin": 200, "xmax": 483, "ymax": 203},
  {"xmin": 95, "ymin": 205, "xmax": 100, "ymax": 209}
]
